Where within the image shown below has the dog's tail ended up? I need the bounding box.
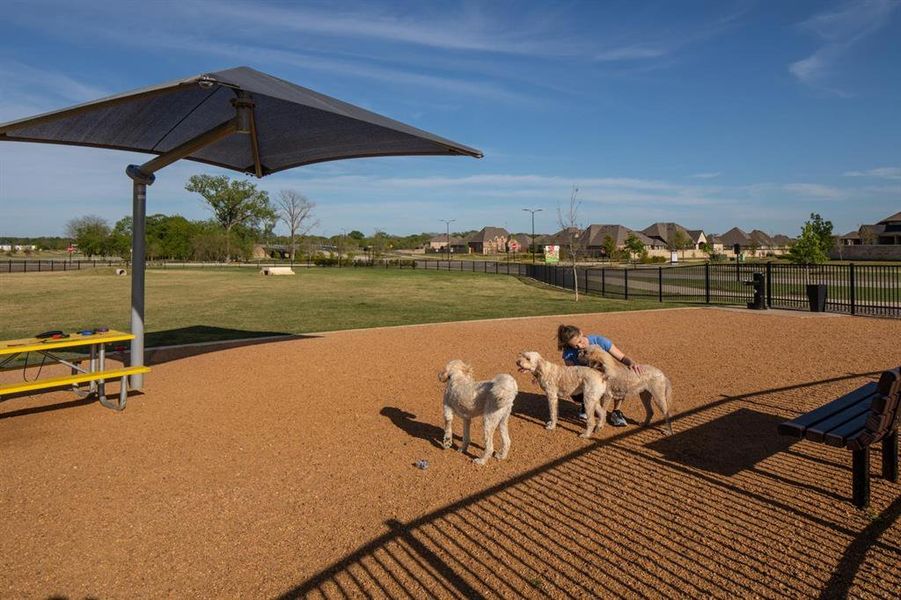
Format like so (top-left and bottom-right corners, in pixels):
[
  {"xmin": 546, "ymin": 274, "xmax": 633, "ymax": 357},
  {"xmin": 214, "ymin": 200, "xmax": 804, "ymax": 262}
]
[{"xmin": 492, "ymin": 374, "xmax": 519, "ymax": 406}]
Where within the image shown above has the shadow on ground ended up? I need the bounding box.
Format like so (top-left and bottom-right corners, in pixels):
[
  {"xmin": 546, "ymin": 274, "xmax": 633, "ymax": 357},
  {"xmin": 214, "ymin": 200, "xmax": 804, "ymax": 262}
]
[{"xmin": 279, "ymin": 371, "xmax": 899, "ymax": 599}]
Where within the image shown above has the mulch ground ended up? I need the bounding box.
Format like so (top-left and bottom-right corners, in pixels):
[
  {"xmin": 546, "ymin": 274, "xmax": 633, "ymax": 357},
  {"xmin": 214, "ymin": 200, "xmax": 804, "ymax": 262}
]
[{"xmin": 1, "ymin": 307, "xmax": 899, "ymax": 599}]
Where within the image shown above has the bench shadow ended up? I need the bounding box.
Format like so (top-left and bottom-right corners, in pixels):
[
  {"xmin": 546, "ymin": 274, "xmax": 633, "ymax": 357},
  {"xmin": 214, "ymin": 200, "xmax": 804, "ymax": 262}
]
[
  {"xmin": 143, "ymin": 326, "xmax": 320, "ymax": 365},
  {"xmin": 0, "ymin": 390, "xmax": 145, "ymax": 420},
  {"xmin": 646, "ymin": 408, "xmax": 794, "ymax": 476}
]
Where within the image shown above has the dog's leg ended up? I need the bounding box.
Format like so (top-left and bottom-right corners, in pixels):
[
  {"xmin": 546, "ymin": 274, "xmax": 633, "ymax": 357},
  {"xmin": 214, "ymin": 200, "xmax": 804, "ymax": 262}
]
[
  {"xmin": 460, "ymin": 418, "xmax": 471, "ymax": 453},
  {"xmin": 495, "ymin": 410, "xmax": 511, "ymax": 460},
  {"xmin": 545, "ymin": 388, "xmax": 559, "ymax": 430},
  {"xmin": 580, "ymin": 394, "xmax": 597, "ymax": 438},
  {"xmin": 442, "ymin": 404, "xmax": 454, "ymax": 449},
  {"xmin": 639, "ymin": 390, "xmax": 654, "ymax": 428},
  {"xmin": 475, "ymin": 414, "xmax": 499, "ymax": 465},
  {"xmin": 594, "ymin": 400, "xmax": 607, "ymax": 434},
  {"xmin": 658, "ymin": 379, "xmax": 674, "ymax": 435}
]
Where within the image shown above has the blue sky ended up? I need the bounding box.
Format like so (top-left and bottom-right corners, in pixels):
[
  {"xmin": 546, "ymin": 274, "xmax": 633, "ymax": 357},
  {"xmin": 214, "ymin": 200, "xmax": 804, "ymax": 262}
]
[{"xmin": 1, "ymin": 0, "xmax": 899, "ymax": 238}]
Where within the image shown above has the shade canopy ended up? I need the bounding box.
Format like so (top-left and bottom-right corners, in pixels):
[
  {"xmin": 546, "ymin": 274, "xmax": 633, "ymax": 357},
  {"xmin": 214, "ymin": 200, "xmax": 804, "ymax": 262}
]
[{"xmin": 0, "ymin": 66, "xmax": 483, "ymax": 176}]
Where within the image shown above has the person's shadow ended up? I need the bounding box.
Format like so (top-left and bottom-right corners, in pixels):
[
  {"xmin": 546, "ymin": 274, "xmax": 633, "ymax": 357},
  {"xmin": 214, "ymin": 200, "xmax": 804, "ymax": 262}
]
[{"xmin": 380, "ymin": 407, "xmax": 445, "ymax": 449}]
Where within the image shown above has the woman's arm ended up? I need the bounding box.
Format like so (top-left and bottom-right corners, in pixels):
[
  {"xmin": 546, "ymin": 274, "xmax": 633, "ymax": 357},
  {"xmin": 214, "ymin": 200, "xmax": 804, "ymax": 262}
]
[{"xmin": 608, "ymin": 343, "xmax": 642, "ymax": 374}]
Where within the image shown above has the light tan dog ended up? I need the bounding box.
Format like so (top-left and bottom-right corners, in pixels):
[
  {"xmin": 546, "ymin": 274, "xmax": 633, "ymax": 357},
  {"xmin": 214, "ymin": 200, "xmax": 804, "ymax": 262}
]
[
  {"xmin": 515, "ymin": 351, "xmax": 608, "ymax": 438},
  {"xmin": 579, "ymin": 345, "xmax": 674, "ymax": 435},
  {"xmin": 438, "ymin": 360, "xmax": 518, "ymax": 465}
]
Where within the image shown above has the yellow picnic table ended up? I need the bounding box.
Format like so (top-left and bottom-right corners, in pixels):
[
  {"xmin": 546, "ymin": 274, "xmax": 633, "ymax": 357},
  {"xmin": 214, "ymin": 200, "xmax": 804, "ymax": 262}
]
[{"xmin": 0, "ymin": 330, "xmax": 150, "ymax": 410}]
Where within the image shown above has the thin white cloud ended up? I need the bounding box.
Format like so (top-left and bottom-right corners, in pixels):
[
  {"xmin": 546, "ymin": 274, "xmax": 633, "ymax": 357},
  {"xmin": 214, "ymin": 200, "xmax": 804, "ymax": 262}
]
[
  {"xmin": 844, "ymin": 166, "xmax": 901, "ymax": 179},
  {"xmin": 690, "ymin": 172, "xmax": 721, "ymax": 179},
  {"xmin": 789, "ymin": 0, "xmax": 900, "ymax": 94}
]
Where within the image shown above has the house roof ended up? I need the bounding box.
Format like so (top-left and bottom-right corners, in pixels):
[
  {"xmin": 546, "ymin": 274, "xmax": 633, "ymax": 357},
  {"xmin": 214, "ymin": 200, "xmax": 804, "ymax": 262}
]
[
  {"xmin": 545, "ymin": 227, "xmax": 584, "ymax": 246},
  {"xmin": 840, "ymin": 230, "xmax": 860, "ymax": 239},
  {"xmin": 508, "ymin": 234, "xmax": 532, "ymax": 246},
  {"xmin": 878, "ymin": 211, "xmax": 901, "ymax": 224},
  {"xmin": 468, "ymin": 226, "xmax": 510, "ymax": 243},
  {"xmin": 641, "ymin": 222, "xmax": 692, "ymax": 244},
  {"xmin": 687, "ymin": 229, "xmax": 706, "ymax": 243},
  {"xmin": 771, "ymin": 234, "xmax": 793, "ymax": 245},
  {"xmin": 581, "ymin": 224, "xmax": 662, "ymax": 248},
  {"xmin": 428, "ymin": 235, "xmax": 466, "ymax": 245},
  {"xmin": 717, "ymin": 227, "xmax": 751, "ymax": 246},
  {"xmin": 749, "ymin": 230, "xmax": 774, "ymax": 246}
]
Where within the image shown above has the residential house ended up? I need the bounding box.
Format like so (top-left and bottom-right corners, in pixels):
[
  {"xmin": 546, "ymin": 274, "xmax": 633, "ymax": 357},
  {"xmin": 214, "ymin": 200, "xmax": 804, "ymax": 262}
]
[
  {"xmin": 641, "ymin": 222, "xmax": 699, "ymax": 250},
  {"xmin": 717, "ymin": 227, "xmax": 751, "ymax": 253},
  {"xmin": 581, "ymin": 224, "xmax": 661, "ymax": 258},
  {"xmin": 506, "ymin": 234, "xmax": 531, "ymax": 254},
  {"xmin": 467, "ymin": 227, "xmax": 510, "ymax": 254},
  {"xmin": 425, "ymin": 235, "xmax": 469, "ymax": 254}
]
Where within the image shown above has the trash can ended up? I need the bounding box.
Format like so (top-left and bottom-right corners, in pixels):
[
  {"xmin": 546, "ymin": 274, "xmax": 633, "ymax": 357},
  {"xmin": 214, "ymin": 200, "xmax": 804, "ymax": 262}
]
[{"xmin": 806, "ymin": 284, "xmax": 827, "ymax": 312}]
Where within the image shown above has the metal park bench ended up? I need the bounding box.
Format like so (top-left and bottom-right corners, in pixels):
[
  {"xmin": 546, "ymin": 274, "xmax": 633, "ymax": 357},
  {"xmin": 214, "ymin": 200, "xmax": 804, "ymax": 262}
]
[
  {"xmin": 777, "ymin": 368, "xmax": 900, "ymax": 508},
  {"xmin": 0, "ymin": 330, "xmax": 150, "ymax": 411}
]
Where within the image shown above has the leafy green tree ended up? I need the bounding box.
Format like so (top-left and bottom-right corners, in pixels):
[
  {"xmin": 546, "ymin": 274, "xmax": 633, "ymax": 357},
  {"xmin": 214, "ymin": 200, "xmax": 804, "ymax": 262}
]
[
  {"xmin": 788, "ymin": 213, "xmax": 833, "ymax": 264},
  {"xmin": 347, "ymin": 230, "xmax": 365, "ymax": 241},
  {"xmin": 185, "ymin": 174, "xmax": 276, "ymax": 261},
  {"xmin": 671, "ymin": 230, "xmax": 692, "ymax": 256},
  {"xmin": 602, "ymin": 235, "xmax": 618, "ymax": 261},
  {"xmin": 624, "ymin": 233, "xmax": 645, "ymax": 264},
  {"xmin": 65, "ymin": 215, "xmax": 110, "ymax": 257}
]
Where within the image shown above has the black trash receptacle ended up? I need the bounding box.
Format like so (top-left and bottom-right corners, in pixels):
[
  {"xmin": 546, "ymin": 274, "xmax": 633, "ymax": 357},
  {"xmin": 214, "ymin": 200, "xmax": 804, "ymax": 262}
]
[{"xmin": 806, "ymin": 284, "xmax": 827, "ymax": 312}]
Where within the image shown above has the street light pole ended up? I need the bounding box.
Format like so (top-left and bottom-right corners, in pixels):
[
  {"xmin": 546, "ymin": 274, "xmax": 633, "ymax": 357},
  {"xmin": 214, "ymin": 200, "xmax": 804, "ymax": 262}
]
[
  {"xmin": 440, "ymin": 219, "xmax": 455, "ymax": 263},
  {"xmin": 522, "ymin": 208, "xmax": 543, "ymax": 263}
]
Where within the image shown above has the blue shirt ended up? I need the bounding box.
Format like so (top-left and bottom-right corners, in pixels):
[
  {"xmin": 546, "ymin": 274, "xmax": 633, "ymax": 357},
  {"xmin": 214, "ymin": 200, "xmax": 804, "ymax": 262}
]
[{"xmin": 562, "ymin": 334, "xmax": 612, "ymax": 365}]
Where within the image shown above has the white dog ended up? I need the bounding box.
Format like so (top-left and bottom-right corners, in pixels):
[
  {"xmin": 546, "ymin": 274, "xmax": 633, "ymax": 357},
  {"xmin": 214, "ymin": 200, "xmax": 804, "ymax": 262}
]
[
  {"xmin": 438, "ymin": 360, "xmax": 518, "ymax": 465},
  {"xmin": 515, "ymin": 351, "xmax": 608, "ymax": 438}
]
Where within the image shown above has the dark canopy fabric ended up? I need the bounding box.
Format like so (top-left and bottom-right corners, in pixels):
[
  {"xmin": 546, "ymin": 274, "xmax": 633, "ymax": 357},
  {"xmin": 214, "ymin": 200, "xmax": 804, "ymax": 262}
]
[{"xmin": 0, "ymin": 66, "xmax": 483, "ymax": 175}]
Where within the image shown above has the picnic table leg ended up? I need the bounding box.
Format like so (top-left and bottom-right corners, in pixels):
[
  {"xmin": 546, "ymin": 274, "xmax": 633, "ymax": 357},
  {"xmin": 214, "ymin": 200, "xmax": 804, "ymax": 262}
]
[
  {"xmin": 97, "ymin": 343, "xmax": 106, "ymax": 402},
  {"xmin": 852, "ymin": 447, "xmax": 870, "ymax": 509},
  {"xmin": 883, "ymin": 430, "xmax": 898, "ymax": 482},
  {"xmin": 89, "ymin": 345, "xmax": 97, "ymax": 393}
]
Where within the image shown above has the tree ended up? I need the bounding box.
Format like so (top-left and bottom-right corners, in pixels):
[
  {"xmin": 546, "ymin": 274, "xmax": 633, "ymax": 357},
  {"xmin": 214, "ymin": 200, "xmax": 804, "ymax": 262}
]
[
  {"xmin": 347, "ymin": 230, "xmax": 365, "ymax": 241},
  {"xmin": 185, "ymin": 174, "xmax": 276, "ymax": 261},
  {"xmin": 276, "ymin": 189, "xmax": 318, "ymax": 261},
  {"xmin": 602, "ymin": 235, "xmax": 618, "ymax": 262},
  {"xmin": 624, "ymin": 233, "xmax": 645, "ymax": 265},
  {"xmin": 557, "ymin": 185, "xmax": 583, "ymax": 301},
  {"xmin": 65, "ymin": 215, "xmax": 110, "ymax": 257},
  {"xmin": 788, "ymin": 213, "xmax": 833, "ymax": 264},
  {"xmin": 671, "ymin": 229, "xmax": 692, "ymax": 257}
]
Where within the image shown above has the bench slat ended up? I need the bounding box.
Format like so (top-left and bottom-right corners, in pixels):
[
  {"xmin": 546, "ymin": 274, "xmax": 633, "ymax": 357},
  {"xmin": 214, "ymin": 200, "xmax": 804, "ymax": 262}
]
[
  {"xmin": 779, "ymin": 383, "xmax": 877, "ymax": 437},
  {"xmin": 804, "ymin": 403, "xmax": 873, "ymax": 442},
  {"xmin": 824, "ymin": 413, "xmax": 871, "ymax": 448},
  {"xmin": 0, "ymin": 366, "xmax": 151, "ymax": 396}
]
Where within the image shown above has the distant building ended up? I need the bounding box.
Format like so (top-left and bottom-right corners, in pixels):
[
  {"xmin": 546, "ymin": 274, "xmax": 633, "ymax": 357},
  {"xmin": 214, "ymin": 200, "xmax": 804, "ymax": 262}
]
[
  {"xmin": 842, "ymin": 212, "xmax": 901, "ymax": 246},
  {"xmin": 426, "ymin": 235, "xmax": 469, "ymax": 254},
  {"xmin": 506, "ymin": 234, "xmax": 531, "ymax": 253},
  {"xmin": 468, "ymin": 227, "xmax": 510, "ymax": 254},
  {"xmin": 641, "ymin": 222, "xmax": 702, "ymax": 250}
]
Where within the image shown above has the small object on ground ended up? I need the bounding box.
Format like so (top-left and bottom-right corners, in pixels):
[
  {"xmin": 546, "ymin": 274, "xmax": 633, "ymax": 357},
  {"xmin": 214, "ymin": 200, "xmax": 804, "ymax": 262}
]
[
  {"xmin": 261, "ymin": 266, "xmax": 295, "ymax": 276},
  {"xmin": 610, "ymin": 410, "xmax": 628, "ymax": 427},
  {"xmin": 115, "ymin": 268, "xmax": 127, "ymax": 276},
  {"xmin": 415, "ymin": 459, "xmax": 429, "ymax": 470},
  {"xmin": 577, "ymin": 411, "xmax": 587, "ymax": 421}
]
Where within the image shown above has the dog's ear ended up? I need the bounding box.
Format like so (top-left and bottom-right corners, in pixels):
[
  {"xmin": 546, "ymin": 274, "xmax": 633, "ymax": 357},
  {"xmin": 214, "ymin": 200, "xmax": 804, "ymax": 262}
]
[
  {"xmin": 438, "ymin": 370, "xmax": 449, "ymax": 382},
  {"xmin": 463, "ymin": 363, "xmax": 475, "ymax": 378}
]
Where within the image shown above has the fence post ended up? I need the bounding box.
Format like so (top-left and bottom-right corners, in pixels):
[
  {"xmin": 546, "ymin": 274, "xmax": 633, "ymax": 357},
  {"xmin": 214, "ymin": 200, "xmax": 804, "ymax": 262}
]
[
  {"xmin": 624, "ymin": 268, "xmax": 629, "ymax": 300},
  {"xmin": 602, "ymin": 268, "xmax": 606, "ymax": 296},
  {"xmin": 766, "ymin": 262, "xmax": 773, "ymax": 308},
  {"xmin": 584, "ymin": 268, "xmax": 589, "ymax": 295},
  {"xmin": 658, "ymin": 267, "xmax": 663, "ymax": 302},
  {"xmin": 705, "ymin": 263, "xmax": 710, "ymax": 304},
  {"xmin": 849, "ymin": 263, "xmax": 856, "ymax": 315}
]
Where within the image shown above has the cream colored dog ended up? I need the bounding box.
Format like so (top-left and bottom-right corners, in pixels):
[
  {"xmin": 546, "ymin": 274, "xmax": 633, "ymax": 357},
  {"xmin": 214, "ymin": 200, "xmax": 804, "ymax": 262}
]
[
  {"xmin": 515, "ymin": 351, "xmax": 608, "ymax": 438},
  {"xmin": 579, "ymin": 345, "xmax": 674, "ymax": 435},
  {"xmin": 438, "ymin": 360, "xmax": 518, "ymax": 465}
]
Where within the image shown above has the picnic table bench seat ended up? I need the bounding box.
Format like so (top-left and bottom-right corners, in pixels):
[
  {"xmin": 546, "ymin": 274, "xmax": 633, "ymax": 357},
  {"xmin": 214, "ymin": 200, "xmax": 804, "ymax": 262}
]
[{"xmin": 778, "ymin": 367, "xmax": 900, "ymax": 508}]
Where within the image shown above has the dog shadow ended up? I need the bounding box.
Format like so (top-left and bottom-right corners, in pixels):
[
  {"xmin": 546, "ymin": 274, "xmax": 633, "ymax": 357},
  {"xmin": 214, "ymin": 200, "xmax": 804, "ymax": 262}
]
[
  {"xmin": 512, "ymin": 391, "xmax": 584, "ymax": 425},
  {"xmin": 380, "ymin": 406, "xmax": 446, "ymax": 449}
]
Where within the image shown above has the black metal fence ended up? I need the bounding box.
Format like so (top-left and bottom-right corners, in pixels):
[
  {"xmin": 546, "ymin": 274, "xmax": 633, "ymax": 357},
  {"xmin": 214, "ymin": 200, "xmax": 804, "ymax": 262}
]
[
  {"xmin": 415, "ymin": 259, "xmax": 901, "ymax": 318},
  {"xmin": 1, "ymin": 259, "xmax": 126, "ymax": 273},
  {"xmin": 5, "ymin": 257, "xmax": 899, "ymax": 318}
]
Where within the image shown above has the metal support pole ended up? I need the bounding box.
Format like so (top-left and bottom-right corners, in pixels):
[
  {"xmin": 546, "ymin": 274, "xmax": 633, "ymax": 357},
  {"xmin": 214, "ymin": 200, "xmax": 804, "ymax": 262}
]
[
  {"xmin": 852, "ymin": 447, "xmax": 870, "ymax": 509},
  {"xmin": 766, "ymin": 262, "xmax": 772, "ymax": 308},
  {"xmin": 624, "ymin": 268, "xmax": 629, "ymax": 300},
  {"xmin": 883, "ymin": 430, "xmax": 898, "ymax": 482},
  {"xmin": 658, "ymin": 267, "xmax": 663, "ymax": 302},
  {"xmin": 849, "ymin": 263, "xmax": 856, "ymax": 315},
  {"xmin": 127, "ymin": 166, "xmax": 153, "ymax": 389},
  {"xmin": 705, "ymin": 263, "xmax": 710, "ymax": 304}
]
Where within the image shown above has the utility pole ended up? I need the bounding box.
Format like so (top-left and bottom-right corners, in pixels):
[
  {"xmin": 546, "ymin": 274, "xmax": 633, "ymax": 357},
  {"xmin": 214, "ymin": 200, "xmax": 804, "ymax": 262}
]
[
  {"xmin": 440, "ymin": 219, "xmax": 455, "ymax": 263},
  {"xmin": 522, "ymin": 208, "xmax": 543, "ymax": 263}
]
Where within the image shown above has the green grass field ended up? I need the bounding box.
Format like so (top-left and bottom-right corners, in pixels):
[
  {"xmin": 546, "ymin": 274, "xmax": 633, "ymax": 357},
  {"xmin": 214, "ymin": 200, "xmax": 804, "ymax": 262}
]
[{"xmin": 0, "ymin": 267, "xmax": 677, "ymax": 346}]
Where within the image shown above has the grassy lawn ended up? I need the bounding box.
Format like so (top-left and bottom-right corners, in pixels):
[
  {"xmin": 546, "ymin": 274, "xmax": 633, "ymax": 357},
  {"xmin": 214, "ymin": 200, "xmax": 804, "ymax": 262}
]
[{"xmin": 0, "ymin": 267, "xmax": 678, "ymax": 346}]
